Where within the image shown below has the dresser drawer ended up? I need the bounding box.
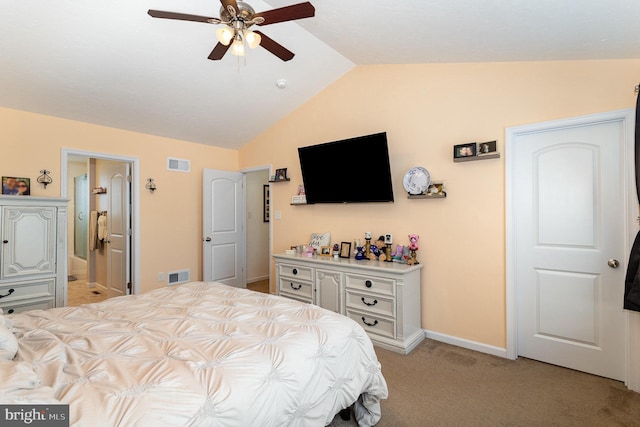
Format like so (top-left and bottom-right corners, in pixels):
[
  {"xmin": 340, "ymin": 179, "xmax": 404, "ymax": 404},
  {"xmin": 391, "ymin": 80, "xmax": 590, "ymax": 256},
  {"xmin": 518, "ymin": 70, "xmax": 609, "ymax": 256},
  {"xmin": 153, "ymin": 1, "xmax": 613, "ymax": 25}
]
[
  {"xmin": 278, "ymin": 263, "xmax": 314, "ymax": 281},
  {"xmin": 346, "ymin": 290, "xmax": 395, "ymax": 318},
  {"xmin": 0, "ymin": 297, "xmax": 55, "ymax": 315},
  {"xmin": 347, "ymin": 310, "xmax": 395, "ymax": 339},
  {"xmin": 0, "ymin": 278, "xmax": 55, "ymax": 302},
  {"xmin": 279, "ymin": 278, "xmax": 313, "ymax": 300},
  {"xmin": 345, "ymin": 274, "xmax": 395, "ymax": 297}
]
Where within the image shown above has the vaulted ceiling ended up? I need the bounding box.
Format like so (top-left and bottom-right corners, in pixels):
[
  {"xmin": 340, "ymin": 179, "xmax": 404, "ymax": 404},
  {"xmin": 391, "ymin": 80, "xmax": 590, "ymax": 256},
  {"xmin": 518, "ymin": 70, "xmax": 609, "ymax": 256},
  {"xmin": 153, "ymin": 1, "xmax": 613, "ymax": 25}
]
[{"xmin": 1, "ymin": 0, "xmax": 639, "ymax": 149}]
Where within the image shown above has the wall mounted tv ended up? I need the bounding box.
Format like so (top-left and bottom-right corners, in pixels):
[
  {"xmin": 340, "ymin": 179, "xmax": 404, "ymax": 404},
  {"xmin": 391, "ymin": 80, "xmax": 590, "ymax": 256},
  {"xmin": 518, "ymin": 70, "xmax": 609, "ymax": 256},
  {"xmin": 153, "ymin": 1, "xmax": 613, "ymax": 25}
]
[{"xmin": 298, "ymin": 132, "xmax": 394, "ymax": 204}]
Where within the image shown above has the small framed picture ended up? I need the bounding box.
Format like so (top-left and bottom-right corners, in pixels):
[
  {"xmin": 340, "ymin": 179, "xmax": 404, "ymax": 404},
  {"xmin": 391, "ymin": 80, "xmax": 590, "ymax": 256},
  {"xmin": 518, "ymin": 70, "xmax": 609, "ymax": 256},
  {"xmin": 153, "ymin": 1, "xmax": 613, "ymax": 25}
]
[
  {"xmin": 453, "ymin": 143, "xmax": 477, "ymax": 159},
  {"xmin": 274, "ymin": 168, "xmax": 288, "ymax": 181},
  {"xmin": 319, "ymin": 246, "xmax": 331, "ymax": 257},
  {"xmin": 427, "ymin": 181, "xmax": 447, "ymax": 197},
  {"xmin": 478, "ymin": 140, "xmax": 497, "ymax": 156},
  {"xmin": 2, "ymin": 176, "xmax": 30, "ymax": 195},
  {"xmin": 339, "ymin": 242, "xmax": 352, "ymax": 258}
]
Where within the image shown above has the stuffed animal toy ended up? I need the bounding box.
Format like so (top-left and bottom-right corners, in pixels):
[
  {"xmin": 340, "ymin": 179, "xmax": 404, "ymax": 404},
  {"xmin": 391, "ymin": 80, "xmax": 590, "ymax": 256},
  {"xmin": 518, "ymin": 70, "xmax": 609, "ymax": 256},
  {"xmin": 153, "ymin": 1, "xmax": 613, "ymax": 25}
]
[
  {"xmin": 368, "ymin": 236, "xmax": 387, "ymax": 261},
  {"xmin": 408, "ymin": 234, "xmax": 419, "ymax": 251}
]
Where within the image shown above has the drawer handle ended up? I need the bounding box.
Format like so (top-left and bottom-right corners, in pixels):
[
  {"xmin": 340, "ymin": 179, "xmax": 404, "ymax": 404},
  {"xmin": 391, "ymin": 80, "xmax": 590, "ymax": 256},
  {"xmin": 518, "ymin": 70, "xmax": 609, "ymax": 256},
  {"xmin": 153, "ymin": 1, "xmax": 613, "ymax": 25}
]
[
  {"xmin": 290, "ymin": 282, "xmax": 302, "ymax": 290},
  {"xmin": 7, "ymin": 309, "xmax": 14, "ymax": 314},
  {"xmin": 0, "ymin": 288, "xmax": 15, "ymax": 299},
  {"xmin": 292, "ymin": 268, "xmax": 298, "ymax": 275},
  {"xmin": 365, "ymin": 280, "xmax": 373, "ymax": 288},
  {"xmin": 361, "ymin": 297, "xmax": 378, "ymax": 306},
  {"xmin": 361, "ymin": 317, "xmax": 378, "ymax": 327}
]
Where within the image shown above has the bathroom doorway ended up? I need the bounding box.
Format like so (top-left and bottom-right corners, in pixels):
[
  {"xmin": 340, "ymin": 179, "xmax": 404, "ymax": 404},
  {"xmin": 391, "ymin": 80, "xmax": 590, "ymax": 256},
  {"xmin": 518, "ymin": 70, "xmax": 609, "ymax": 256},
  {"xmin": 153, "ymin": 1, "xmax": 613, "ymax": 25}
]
[{"xmin": 62, "ymin": 149, "xmax": 140, "ymax": 306}]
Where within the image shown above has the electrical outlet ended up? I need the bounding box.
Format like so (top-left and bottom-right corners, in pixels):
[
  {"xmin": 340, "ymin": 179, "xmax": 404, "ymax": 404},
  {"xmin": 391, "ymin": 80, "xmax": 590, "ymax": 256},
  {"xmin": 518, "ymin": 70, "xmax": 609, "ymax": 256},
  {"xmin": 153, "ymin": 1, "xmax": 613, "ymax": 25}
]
[{"xmin": 158, "ymin": 272, "xmax": 164, "ymax": 282}]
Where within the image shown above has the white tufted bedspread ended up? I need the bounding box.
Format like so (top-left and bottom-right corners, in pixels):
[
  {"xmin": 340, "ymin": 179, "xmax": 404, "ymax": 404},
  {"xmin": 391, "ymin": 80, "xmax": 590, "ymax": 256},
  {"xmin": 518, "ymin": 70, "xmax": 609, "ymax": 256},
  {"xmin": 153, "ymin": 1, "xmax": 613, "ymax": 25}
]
[{"xmin": 7, "ymin": 282, "xmax": 388, "ymax": 426}]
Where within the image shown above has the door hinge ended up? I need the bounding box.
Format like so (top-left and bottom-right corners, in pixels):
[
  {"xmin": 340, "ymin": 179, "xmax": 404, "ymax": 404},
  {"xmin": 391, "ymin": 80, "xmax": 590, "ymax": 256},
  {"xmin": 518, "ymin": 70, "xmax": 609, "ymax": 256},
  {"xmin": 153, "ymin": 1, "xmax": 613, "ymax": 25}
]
[
  {"xmin": 127, "ymin": 282, "xmax": 132, "ymax": 294},
  {"xmin": 127, "ymin": 175, "xmax": 132, "ymax": 183}
]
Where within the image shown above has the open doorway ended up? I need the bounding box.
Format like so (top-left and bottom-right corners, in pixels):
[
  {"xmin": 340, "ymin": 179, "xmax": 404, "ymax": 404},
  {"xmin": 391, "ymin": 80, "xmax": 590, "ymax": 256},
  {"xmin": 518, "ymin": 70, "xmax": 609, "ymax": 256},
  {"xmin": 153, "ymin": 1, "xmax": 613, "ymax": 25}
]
[
  {"xmin": 244, "ymin": 168, "xmax": 270, "ymax": 293},
  {"xmin": 61, "ymin": 149, "xmax": 140, "ymax": 306}
]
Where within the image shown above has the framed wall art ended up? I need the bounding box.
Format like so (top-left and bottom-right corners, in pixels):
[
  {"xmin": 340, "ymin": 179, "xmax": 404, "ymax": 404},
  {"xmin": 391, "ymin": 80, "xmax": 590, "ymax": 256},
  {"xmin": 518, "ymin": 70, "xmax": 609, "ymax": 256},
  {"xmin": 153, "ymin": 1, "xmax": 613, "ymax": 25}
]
[
  {"xmin": 453, "ymin": 143, "xmax": 477, "ymax": 159},
  {"xmin": 478, "ymin": 140, "xmax": 497, "ymax": 156}
]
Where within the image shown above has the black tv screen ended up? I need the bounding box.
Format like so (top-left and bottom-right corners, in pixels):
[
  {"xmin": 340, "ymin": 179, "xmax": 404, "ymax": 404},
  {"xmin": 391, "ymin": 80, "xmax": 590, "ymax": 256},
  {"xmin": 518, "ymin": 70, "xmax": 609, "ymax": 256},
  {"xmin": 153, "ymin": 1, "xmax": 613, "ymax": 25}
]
[{"xmin": 298, "ymin": 132, "xmax": 394, "ymax": 204}]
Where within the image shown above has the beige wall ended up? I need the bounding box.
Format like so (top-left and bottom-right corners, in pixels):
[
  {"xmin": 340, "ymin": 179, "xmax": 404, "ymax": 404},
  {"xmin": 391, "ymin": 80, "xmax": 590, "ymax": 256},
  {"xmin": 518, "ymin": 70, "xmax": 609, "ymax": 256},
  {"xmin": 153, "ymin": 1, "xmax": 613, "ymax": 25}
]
[
  {"xmin": 240, "ymin": 59, "xmax": 640, "ymax": 349},
  {"xmin": 1, "ymin": 106, "xmax": 238, "ymax": 293}
]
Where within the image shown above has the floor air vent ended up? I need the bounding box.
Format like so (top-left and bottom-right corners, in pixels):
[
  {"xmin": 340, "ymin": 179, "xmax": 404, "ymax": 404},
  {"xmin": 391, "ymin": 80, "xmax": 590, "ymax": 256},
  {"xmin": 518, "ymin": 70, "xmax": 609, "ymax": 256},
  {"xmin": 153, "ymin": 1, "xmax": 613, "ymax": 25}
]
[
  {"xmin": 167, "ymin": 158, "xmax": 190, "ymax": 172},
  {"xmin": 168, "ymin": 269, "xmax": 190, "ymax": 285}
]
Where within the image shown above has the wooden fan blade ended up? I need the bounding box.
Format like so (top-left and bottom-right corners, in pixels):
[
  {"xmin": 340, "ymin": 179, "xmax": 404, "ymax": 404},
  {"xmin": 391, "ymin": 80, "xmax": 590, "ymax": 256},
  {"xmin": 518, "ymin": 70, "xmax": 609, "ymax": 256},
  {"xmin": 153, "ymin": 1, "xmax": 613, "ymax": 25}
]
[
  {"xmin": 254, "ymin": 2, "xmax": 315, "ymax": 26},
  {"xmin": 208, "ymin": 42, "xmax": 231, "ymax": 60},
  {"xmin": 254, "ymin": 31, "xmax": 294, "ymax": 61},
  {"xmin": 148, "ymin": 10, "xmax": 220, "ymax": 24},
  {"xmin": 220, "ymin": 0, "xmax": 239, "ymax": 15}
]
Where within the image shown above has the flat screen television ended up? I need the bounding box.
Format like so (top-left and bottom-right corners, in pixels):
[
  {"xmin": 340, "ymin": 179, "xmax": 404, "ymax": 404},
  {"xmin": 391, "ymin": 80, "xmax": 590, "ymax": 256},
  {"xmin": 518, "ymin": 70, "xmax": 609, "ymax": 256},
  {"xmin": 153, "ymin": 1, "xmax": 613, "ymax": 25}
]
[{"xmin": 298, "ymin": 132, "xmax": 394, "ymax": 204}]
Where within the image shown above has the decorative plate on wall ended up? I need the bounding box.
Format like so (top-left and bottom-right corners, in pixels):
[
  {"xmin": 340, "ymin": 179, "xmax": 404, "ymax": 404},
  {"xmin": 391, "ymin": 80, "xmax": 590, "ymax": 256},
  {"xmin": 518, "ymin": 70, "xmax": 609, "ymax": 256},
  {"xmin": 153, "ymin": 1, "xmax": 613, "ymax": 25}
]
[{"xmin": 403, "ymin": 166, "xmax": 431, "ymax": 195}]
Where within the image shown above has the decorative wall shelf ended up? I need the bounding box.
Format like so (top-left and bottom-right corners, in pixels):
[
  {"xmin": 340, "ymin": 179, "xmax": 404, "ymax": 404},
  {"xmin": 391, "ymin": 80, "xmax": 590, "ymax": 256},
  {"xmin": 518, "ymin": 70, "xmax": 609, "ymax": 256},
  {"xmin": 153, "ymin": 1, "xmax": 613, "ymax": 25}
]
[
  {"xmin": 454, "ymin": 153, "xmax": 500, "ymax": 163},
  {"xmin": 268, "ymin": 178, "xmax": 290, "ymax": 183}
]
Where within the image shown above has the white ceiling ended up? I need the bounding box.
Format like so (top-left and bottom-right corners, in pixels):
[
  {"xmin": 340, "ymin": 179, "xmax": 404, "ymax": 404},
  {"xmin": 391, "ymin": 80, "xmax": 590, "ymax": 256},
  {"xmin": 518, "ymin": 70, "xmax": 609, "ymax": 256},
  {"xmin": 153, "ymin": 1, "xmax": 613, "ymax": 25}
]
[{"xmin": 1, "ymin": 0, "xmax": 639, "ymax": 150}]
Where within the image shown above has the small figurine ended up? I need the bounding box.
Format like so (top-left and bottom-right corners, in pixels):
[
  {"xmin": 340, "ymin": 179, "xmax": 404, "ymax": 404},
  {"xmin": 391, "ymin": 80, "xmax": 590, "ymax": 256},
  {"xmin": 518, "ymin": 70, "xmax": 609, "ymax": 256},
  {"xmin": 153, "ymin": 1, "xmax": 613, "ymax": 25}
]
[
  {"xmin": 408, "ymin": 234, "xmax": 419, "ymax": 251},
  {"xmin": 392, "ymin": 245, "xmax": 405, "ymax": 263},
  {"xmin": 354, "ymin": 246, "xmax": 366, "ymax": 260},
  {"xmin": 407, "ymin": 234, "xmax": 420, "ymax": 265}
]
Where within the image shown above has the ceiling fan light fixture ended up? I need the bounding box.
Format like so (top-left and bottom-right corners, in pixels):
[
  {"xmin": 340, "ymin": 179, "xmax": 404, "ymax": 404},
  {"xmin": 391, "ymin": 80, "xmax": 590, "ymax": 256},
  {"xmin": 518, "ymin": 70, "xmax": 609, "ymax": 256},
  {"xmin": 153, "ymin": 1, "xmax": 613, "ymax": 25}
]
[
  {"xmin": 231, "ymin": 37, "xmax": 246, "ymax": 56},
  {"xmin": 216, "ymin": 27, "xmax": 235, "ymax": 46},
  {"xmin": 244, "ymin": 30, "xmax": 261, "ymax": 49}
]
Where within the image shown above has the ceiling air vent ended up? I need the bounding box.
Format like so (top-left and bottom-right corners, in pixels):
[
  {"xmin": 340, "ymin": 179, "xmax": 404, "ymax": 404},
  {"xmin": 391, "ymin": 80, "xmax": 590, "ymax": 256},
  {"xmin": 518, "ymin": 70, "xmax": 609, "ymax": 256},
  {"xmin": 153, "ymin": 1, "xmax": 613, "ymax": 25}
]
[
  {"xmin": 167, "ymin": 269, "xmax": 190, "ymax": 285},
  {"xmin": 167, "ymin": 158, "xmax": 190, "ymax": 172}
]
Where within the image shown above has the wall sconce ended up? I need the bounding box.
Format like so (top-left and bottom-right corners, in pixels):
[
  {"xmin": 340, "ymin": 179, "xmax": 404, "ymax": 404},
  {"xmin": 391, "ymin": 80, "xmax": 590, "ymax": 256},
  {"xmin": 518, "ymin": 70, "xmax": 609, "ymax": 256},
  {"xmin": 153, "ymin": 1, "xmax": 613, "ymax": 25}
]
[
  {"xmin": 37, "ymin": 169, "xmax": 53, "ymax": 189},
  {"xmin": 145, "ymin": 178, "xmax": 157, "ymax": 192}
]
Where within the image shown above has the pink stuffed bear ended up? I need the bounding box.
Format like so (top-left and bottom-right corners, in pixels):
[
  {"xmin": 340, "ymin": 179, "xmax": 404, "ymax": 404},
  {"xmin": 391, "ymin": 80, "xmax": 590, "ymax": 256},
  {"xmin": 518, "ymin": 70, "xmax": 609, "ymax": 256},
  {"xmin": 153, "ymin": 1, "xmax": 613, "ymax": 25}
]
[{"xmin": 408, "ymin": 234, "xmax": 419, "ymax": 251}]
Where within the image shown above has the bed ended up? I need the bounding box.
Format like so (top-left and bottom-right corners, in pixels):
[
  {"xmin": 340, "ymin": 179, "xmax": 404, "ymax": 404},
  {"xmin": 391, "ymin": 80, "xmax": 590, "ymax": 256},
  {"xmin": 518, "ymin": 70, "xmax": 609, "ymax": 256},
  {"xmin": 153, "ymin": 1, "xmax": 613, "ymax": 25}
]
[{"xmin": 0, "ymin": 281, "xmax": 388, "ymax": 426}]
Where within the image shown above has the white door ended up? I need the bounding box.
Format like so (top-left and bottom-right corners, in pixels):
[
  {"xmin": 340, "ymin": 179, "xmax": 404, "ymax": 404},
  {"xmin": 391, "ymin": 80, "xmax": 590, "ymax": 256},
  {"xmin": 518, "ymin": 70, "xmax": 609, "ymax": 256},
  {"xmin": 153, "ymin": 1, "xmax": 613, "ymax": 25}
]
[
  {"xmin": 203, "ymin": 169, "xmax": 245, "ymax": 287},
  {"xmin": 105, "ymin": 162, "xmax": 130, "ymax": 298},
  {"xmin": 510, "ymin": 116, "xmax": 627, "ymax": 381}
]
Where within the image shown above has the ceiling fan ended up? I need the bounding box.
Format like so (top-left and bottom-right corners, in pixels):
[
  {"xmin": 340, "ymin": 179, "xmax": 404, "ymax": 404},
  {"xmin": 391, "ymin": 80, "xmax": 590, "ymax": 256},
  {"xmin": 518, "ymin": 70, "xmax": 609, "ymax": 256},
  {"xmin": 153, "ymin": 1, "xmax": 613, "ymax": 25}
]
[{"xmin": 148, "ymin": 0, "xmax": 315, "ymax": 61}]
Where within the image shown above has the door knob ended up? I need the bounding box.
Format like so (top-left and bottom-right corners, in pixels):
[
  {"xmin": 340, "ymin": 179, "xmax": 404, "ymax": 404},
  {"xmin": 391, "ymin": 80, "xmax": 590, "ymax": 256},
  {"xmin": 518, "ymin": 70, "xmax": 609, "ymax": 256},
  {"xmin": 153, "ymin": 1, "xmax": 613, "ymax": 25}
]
[
  {"xmin": 204, "ymin": 237, "xmax": 211, "ymax": 242},
  {"xmin": 607, "ymin": 259, "xmax": 620, "ymax": 268}
]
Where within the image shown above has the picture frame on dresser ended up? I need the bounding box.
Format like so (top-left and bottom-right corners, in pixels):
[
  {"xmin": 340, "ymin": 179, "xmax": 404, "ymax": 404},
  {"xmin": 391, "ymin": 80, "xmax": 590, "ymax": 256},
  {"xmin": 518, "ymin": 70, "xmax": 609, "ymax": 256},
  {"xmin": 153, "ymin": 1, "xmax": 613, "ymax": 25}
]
[
  {"xmin": 339, "ymin": 242, "xmax": 352, "ymax": 258},
  {"xmin": 2, "ymin": 176, "xmax": 30, "ymax": 196},
  {"xmin": 319, "ymin": 246, "xmax": 331, "ymax": 256}
]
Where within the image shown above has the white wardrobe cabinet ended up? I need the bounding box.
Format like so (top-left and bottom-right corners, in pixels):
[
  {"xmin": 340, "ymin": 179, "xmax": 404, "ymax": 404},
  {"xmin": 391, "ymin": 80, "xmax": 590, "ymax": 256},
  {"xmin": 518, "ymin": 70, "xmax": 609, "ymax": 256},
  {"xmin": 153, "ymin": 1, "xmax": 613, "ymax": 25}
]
[{"xmin": 0, "ymin": 197, "xmax": 68, "ymax": 314}]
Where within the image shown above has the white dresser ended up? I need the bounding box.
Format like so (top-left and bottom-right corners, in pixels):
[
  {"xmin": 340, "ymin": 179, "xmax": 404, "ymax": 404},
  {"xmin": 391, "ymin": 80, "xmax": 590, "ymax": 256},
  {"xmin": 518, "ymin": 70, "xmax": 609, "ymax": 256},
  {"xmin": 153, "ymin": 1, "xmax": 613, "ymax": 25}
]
[
  {"xmin": 274, "ymin": 253, "xmax": 424, "ymax": 354},
  {"xmin": 0, "ymin": 196, "xmax": 68, "ymax": 314}
]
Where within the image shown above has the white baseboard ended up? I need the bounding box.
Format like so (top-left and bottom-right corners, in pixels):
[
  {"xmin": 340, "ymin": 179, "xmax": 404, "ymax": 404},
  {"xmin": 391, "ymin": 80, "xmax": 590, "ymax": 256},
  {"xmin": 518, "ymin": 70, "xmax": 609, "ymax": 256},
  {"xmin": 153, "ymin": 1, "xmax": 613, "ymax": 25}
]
[
  {"xmin": 424, "ymin": 330, "xmax": 508, "ymax": 359},
  {"xmin": 247, "ymin": 275, "xmax": 269, "ymax": 284}
]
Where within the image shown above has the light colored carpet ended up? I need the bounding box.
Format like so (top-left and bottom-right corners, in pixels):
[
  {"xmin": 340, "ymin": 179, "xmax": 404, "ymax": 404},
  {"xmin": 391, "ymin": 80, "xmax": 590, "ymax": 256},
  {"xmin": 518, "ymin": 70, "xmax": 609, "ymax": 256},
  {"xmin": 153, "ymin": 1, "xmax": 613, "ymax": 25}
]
[{"xmin": 329, "ymin": 339, "xmax": 640, "ymax": 426}]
